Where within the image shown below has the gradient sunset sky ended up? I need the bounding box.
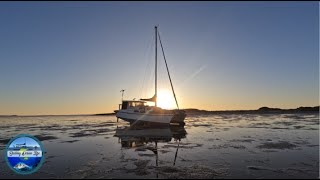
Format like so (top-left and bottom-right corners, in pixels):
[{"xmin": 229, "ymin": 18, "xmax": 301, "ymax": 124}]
[{"xmin": 0, "ymin": 2, "xmax": 318, "ymax": 115}]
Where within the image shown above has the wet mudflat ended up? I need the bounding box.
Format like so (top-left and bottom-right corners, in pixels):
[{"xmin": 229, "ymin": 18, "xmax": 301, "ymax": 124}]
[{"xmin": 0, "ymin": 113, "xmax": 318, "ymax": 178}]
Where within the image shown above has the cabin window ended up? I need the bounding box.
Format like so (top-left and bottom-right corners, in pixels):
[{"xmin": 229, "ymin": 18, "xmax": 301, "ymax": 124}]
[
  {"xmin": 135, "ymin": 102, "xmax": 144, "ymax": 106},
  {"xmin": 122, "ymin": 102, "xmax": 128, "ymax": 109},
  {"xmin": 122, "ymin": 101, "xmax": 145, "ymax": 109}
]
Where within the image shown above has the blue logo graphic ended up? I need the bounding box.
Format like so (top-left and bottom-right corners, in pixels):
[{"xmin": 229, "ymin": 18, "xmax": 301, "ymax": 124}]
[{"xmin": 5, "ymin": 134, "xmax": 45, "ymax": 175}]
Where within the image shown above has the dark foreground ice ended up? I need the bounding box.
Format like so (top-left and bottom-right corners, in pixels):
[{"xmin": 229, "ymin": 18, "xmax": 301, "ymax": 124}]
[{"xmin": 0, "ymin": 113, "xmax": 318, "ymax": 178}]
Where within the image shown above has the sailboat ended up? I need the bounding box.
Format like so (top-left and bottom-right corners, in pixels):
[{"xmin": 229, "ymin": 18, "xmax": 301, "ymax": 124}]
[{"xmin": 115, "ymin": 26, "xmax": 186, "ymax": 125}]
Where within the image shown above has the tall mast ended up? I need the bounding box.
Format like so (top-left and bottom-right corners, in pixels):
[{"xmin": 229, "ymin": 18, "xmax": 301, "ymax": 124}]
[
  {"xmin": 155, "ymin": 26, "xmax": 158, "ymax": 107},
  {"xmin": 158, "ymin": 29, "xmax": 180, "ymax": 109}
]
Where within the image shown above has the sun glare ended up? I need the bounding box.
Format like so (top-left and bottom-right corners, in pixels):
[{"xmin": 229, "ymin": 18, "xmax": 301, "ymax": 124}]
[{"xmin": 157, "ymin": 89, "xmax": 176, "ymax": 109}]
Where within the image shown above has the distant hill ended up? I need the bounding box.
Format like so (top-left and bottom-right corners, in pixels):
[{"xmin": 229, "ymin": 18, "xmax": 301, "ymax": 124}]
[
  {"xmin": 257, "ymin": 107, "xmax": 282, "ymax": 111},
  {"xmin": 257, "ymin": 106, "xmax": 319, "ymax": 113},
  {"xmin": 182, "ymin": 106, "xmax": 319, "ymax": 115},
  {"xmin": 296, "ymin": 106, "xmax": 320, "ymax": 112}
]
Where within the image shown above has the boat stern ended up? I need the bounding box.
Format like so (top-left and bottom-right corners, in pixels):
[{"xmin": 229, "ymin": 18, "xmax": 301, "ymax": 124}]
[{"xmin": 170, "ymin": 110, "xmax": 186, "ymax": 125}]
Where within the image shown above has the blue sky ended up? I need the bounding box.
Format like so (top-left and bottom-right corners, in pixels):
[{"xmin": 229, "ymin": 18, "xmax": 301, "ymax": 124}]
[{"xmin": 0, "ymin": 2, "xmax": 318, "ymax": 115}]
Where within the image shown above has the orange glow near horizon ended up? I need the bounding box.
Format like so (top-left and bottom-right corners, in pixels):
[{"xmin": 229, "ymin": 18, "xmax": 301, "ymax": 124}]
[{"xmin": 156, "ymin": 89, "xmax": 177, "ymax": 109}]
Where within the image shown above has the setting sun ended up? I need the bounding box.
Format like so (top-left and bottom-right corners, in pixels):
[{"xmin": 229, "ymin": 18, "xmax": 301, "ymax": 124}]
[{"xmin": 157, "ymin": 89, "xmax": 176, "ymax": 109}]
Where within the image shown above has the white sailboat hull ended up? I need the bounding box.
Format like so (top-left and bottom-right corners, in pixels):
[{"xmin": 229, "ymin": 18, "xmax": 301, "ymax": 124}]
[{"xmin": 116, "ymin": 110, "xmax": 173, "ymax": 124}]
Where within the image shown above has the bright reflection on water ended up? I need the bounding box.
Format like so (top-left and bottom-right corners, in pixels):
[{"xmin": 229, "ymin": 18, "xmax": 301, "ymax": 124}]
[{"xmin": 0, "ymin": 113, "xmax": 318, "ymax": 178}]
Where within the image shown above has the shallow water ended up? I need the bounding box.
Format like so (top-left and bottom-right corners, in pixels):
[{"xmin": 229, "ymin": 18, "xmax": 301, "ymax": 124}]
[{"xmin": 0, "ymin": 113, "xmax": 318, "ymax": 178}]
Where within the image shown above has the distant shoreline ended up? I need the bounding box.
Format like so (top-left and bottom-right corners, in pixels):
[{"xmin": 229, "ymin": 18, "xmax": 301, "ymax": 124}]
[
  {"xmin": 0, "ymin": 106, "xmax": 318, "ymax": 117},
  {"xmin": 181, "ymin": 106, "xmax": 319, "ymax": 115}
]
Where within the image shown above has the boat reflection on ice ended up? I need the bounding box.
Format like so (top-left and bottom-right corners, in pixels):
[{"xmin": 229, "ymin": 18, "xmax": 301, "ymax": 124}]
[
  {"xmin": 114, "ymin": 124, "xmax": 186, "ymax": 147},
  {"xmin": 114, "ymin": 123, "xmax": 187, "ymax": 168}
]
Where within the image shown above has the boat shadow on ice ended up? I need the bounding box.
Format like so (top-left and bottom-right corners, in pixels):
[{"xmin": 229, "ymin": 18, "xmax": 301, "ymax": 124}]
[{"xmin": 114, "ymin": 123, "xmax": 187, "ymax": 167}]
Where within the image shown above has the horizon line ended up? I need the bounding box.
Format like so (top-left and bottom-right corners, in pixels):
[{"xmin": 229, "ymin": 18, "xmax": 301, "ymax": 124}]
[{"xmin": 0, "ymin": 105, "xmax": 318, "ymax": 117}]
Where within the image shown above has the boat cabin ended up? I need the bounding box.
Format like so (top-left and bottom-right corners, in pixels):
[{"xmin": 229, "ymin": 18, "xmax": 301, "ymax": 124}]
[{"xmin": 120, "ymin": 100, "xmax": 146, "ymax": 110}]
